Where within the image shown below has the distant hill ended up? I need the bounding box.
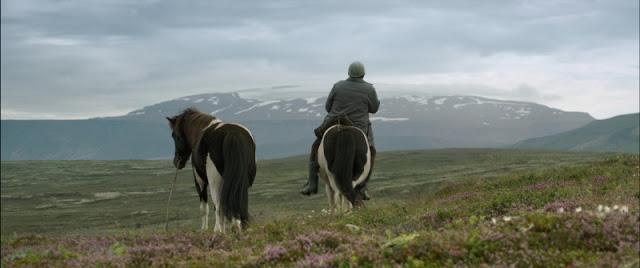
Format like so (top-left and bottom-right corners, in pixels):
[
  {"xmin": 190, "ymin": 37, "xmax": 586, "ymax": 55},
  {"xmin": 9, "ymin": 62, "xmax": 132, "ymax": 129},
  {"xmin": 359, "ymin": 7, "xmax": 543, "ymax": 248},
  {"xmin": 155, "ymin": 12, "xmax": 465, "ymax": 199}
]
[
  {"xmin": 513, "ymin": 113, "xmax": 639, "ymax": 153},
  {"xmin": 1, "ymin": 92, "xmax": 595, "ymax": 160}
]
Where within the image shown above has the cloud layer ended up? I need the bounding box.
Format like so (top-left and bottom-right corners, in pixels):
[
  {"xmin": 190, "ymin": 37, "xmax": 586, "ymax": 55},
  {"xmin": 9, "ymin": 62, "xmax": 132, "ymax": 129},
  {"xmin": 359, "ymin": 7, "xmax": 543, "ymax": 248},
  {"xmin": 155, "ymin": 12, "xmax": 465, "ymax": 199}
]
[{"xmin": 1, "ymin": 0, "xmax": 638, "ymax": 119}]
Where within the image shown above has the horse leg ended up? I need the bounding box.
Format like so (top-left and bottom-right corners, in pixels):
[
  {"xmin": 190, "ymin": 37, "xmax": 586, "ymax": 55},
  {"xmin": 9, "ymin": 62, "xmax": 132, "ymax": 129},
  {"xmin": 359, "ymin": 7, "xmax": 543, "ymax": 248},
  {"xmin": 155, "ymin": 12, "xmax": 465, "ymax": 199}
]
[
  {"xmin": 200, "ymin": 201, "xmax": 209, "ymax": 230},
  {"xmin": 325, "ymin": 184, "xmax": 335, "ymax": 213},
  {"xmin": 233, "ymin": 219, "xmax": 242, "ymax": 233},
  {"xmin": 341, "ymin": 194, "xmax": 352, "ymax": 212},
  {"xmin": 212, "ymin": 201, "xmax": 223, "ymax": 233},
  {"xmin": 328, "ymin": 175, "xmax": 344, "ymax": 213},
  {"xmin": 212, "ymin": 189, "xmax": 224, "ymax": 233},
  {"xmin": 206, "ymin": 155, "xmax": 225, "ymax": 233},
  {"xmin": 199, "ymin": 202, "xmax": 204, "ymax": 230},
  {"xmin": 334, "ymin": 191, "xmax": 343, "ymax": 213},
  {"xmin": 212, "ymin": 186, "xmax": 226, "ymax": 234},
  {"xmin": 193, "ymin": 168, "xmax": 209, "ymax": 231},
  {"xmin": 342, "ymin": 194, "xmax": 352, "ymax": 212},
  {"xmin": 219, "ymin": 210, "xmax": 227, "ymax": 233},
  {"xmin": 321, "ymin": 173, "xmax": 336, "ymax": 212}
]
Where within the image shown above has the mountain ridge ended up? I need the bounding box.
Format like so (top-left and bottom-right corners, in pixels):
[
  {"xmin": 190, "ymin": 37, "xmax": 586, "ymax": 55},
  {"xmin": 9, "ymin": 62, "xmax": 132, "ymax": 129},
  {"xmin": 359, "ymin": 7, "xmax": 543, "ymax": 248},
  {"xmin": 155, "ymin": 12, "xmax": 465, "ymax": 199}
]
[
  {"xmin": 513, "ymin": 113, "xmax": 639, "ymax": 153},
  {"xmin": 1, "ymin": 91, "xmax": 596, "ymax": 160}
]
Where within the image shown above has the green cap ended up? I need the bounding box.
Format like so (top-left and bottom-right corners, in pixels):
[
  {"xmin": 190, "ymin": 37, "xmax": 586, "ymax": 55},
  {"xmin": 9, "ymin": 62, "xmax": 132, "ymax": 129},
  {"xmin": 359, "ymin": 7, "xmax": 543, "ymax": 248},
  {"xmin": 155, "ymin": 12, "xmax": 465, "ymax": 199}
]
[{"xmin": 348, "ymin": 61, "xmax": 365, "ymax": 78}]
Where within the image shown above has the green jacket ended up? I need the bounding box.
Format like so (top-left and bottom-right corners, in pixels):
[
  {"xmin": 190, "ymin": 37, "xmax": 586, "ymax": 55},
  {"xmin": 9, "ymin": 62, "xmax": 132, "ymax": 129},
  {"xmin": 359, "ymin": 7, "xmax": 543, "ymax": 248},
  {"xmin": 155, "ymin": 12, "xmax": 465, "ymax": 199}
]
[{"xmin": 325, "ymin": 77, "xmax": 380, "ymax": 142}]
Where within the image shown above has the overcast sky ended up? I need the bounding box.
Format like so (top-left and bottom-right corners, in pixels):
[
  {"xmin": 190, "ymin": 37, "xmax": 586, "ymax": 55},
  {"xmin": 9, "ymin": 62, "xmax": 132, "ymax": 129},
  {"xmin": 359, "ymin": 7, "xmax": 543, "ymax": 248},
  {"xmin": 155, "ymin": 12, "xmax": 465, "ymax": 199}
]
[{"xmin": 1, "ymin": 0, "xmax": 638, "ymax": 119}]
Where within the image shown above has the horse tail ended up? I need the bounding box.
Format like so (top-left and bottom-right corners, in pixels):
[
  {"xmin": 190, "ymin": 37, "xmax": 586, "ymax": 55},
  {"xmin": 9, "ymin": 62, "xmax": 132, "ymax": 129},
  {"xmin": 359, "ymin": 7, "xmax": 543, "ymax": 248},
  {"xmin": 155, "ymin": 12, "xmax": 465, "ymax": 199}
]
[
  {"xmin": 332, "ymin": 128, "xmax": 356, "ymax": 204},
  {"xmin": 220, "ymin": 132, "xmax": 253, "ymax": 227}
]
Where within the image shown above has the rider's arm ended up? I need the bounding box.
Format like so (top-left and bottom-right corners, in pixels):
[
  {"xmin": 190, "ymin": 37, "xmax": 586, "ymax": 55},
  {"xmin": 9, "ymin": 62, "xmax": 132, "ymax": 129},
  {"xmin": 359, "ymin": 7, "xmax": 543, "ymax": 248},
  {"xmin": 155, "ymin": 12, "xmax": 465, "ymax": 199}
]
[
  {"xmin": 368, "ymin": 87, "xmax": 380, "ymax": 113},
  {"xmin": 325, "ymin": 86, "xmax": 337, "ymax": 112}
]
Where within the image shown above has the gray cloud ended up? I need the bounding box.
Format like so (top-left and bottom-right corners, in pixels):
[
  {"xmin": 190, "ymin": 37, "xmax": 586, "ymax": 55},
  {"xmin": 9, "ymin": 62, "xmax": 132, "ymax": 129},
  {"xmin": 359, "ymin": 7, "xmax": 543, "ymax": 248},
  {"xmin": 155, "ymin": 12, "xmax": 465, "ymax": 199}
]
[{"xmin": 1, "ymin": 0, "xmax": 638, "ymax": 119}]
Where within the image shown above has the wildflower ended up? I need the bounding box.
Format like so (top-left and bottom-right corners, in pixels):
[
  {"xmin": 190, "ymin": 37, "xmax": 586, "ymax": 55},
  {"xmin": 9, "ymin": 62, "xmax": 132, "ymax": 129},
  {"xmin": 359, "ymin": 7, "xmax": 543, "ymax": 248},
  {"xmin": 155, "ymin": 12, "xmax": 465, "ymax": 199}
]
[
  {"xmin": 544, "ymin": 200, "xmax": 578, "ymax": 212},
  {"xmin": 620, "ymin": 205, "xmax": 629, "ymax": 213},
  {"xmin": 593, "ymin": 175, "xmax": 609, "ymax": 184},
  {"xmin": 604, "ymin": 206, "xmax": 611, "ymax": 213},
  {"xmin": 575, "ymin": 207, "xmax": 582, "ymax": 213},
  {"xmin": 491, "ymin": 218, "xmax": 497, "ymax": 224},
  {"xmin": 597, "ymin": 205, "xmax": 604, "ymax": 212},
  {"xmin": 296, "ymin": 253, "xmax": 336, "ymax": 268},
  {"xmin": 503, "ymin": 216, "xmax": 512, "ymax": 222},
  {"xmin": 557, "ymin": 208, "xmax": 564, "ymax": 213},
  {"xmin": 613, "ymin": 205, "xmax": 619, "ymax": 210},
  {"xmin": 262, "ymin": 245, "xmax": 287, "ymax": 261}
]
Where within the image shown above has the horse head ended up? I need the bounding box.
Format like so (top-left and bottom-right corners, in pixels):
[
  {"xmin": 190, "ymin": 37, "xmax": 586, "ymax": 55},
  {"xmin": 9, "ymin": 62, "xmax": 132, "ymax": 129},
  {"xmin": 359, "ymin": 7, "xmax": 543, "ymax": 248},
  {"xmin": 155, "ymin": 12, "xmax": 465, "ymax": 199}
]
[
  {"xmin": 167, "ymin": 115, "xmax": 192, "ymax": 169},
  {"xmin": 353, "ymin": 184, "xmax": 368, "ymax": 208}
]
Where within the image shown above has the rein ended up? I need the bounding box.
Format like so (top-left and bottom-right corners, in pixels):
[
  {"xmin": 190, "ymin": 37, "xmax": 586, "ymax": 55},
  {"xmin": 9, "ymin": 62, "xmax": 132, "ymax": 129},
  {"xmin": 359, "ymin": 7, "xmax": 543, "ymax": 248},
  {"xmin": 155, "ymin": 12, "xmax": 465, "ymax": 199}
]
[{"xmin": 164, "ymin": 168, "xmax": 179, "ymax": 231}]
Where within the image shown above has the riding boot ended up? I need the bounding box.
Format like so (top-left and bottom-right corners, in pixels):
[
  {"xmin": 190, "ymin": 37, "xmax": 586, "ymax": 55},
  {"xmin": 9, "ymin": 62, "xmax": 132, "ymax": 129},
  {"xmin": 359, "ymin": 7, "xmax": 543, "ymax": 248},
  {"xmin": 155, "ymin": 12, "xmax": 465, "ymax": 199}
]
[{"xmin": 300, "ymin": 160, "xmax": 319, "ymax": 195}]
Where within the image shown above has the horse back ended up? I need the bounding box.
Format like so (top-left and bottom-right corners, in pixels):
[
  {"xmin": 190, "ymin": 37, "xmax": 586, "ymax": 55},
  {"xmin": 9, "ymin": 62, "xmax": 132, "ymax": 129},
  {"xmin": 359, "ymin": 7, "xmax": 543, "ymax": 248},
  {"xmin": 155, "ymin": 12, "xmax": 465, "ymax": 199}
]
[{"xmin": 192, "ymin": 123, "xmax": 256, "ymax": 181}]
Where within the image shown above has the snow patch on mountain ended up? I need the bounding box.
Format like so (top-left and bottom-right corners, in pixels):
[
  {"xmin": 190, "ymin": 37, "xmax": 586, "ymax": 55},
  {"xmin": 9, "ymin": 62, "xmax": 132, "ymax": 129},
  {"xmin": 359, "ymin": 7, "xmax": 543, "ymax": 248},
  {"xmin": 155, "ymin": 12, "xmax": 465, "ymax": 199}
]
[
  {"xmin": 258, "ymin": 100, "xmax": 280, "ymax": 107},
  {"xmin": 401, "ymin": 95, "xmax": 430, "ymax": 105},
  {"xmin": 370, "ymin": 117, "xmax": 410, "ymax": 122},
  {"xmin": 235, "ymin": 104, "xmax": 260, "ymax": 115},
  {"xmin": 235, "ymin": 100, "xmax": 281, "ymax": 115},
  {"xmin": 433, "ymin": 97, "xmax": 447, "ymax": 105},
  {"xmin": 475, "ymin": 99, "xmax": 528, "ymax": 106},
  {"xmin": 211, "ymin": 105, "xmax": 232, "ymax": 115},
  {"xmin": 515, "ymin": 107, "xmax": 531, "ymax": 116},
  {"xmin": 305, "ymin": 97, "xmax": 320, "ymax": 104}
]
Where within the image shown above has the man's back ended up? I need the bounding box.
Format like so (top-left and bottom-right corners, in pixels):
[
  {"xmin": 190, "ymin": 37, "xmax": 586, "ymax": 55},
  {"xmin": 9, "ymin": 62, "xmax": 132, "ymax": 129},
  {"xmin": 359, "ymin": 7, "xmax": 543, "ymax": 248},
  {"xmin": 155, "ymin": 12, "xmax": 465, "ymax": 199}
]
[
  {"xmin": 326, "ymin": 77, "xmax": 380, "ymax": 131},
  {"xmin": 300, "ymin": 61, "xmax": 378, "ymax": 196}
]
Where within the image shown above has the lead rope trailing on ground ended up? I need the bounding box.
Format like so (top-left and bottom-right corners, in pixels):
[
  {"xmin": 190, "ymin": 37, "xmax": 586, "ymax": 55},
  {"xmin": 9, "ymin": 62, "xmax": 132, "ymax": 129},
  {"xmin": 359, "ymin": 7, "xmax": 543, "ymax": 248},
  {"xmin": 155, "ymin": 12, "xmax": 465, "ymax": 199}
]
[{"xmin": 164, "ymin": 169, "xmax": 179, "ymax": 231}]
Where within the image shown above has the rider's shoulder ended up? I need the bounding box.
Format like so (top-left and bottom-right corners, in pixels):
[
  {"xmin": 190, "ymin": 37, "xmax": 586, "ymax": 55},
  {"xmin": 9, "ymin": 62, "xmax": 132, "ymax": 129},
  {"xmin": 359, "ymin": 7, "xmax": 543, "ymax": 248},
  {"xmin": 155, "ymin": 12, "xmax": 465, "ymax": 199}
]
[
  {"xmin": 335, "ymin": 78, "xmax": 373, "ymax": 87},
  {"xmin": 334, "ymin": 79, "xmax": 348, "ymax": 85}
]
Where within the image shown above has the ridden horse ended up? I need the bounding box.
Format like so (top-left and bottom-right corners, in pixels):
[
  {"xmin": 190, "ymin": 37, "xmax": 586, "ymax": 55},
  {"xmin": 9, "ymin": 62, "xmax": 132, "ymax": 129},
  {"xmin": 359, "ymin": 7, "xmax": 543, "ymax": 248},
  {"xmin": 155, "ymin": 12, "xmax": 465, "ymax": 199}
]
[
  {"xmin": 166, "ymin": 108, "xmax": 256, "ymax": 232},
  {"xmin": 317, "ymin": 117, "xmax": 372, "ymax": 212}
]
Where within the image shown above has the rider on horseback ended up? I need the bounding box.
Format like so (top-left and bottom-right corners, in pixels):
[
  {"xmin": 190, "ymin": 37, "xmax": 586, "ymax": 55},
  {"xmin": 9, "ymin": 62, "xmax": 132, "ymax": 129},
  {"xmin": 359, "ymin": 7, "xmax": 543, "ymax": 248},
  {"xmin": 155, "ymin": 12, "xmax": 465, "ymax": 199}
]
[{"xmin": 300, "ymin": 61, "xmax": 380, "ymax": 195}]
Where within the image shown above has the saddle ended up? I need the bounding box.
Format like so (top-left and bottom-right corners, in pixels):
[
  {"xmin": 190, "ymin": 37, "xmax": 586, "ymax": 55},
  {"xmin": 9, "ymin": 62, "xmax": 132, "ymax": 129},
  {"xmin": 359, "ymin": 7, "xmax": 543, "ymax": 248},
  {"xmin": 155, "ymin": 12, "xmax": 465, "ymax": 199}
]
[{"xmin": 314, "ymin": 115, "xmax": 353, "ymax": 137}]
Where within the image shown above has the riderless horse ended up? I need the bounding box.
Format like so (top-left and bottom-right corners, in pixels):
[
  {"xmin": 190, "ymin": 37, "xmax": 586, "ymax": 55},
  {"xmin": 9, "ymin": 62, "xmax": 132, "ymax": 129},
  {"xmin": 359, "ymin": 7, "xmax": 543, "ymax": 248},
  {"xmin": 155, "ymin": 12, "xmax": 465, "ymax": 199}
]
[
  {"xmin": 167, "ymin": 108, "xmax": 256, "ymax": 232},
  {"xmin": 317, "ymin": 116, "xmax": 372, "ymax": 212}
]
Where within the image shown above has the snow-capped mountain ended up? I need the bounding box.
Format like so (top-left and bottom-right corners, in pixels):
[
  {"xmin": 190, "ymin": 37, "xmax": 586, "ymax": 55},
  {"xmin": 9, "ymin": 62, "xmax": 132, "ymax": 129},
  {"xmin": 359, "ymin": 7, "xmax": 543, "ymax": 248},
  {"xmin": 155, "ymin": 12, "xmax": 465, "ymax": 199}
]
[
  {"xmin": 120, "ymin": 92, "xmax": 583, "ymax": 125},
  {"xmin": 121, "ymin": 93, "xmax": 327, "ymax": 121},
  {"xmin": 2, "ymin": 92, "xmax": 594, "ymax": 160}
]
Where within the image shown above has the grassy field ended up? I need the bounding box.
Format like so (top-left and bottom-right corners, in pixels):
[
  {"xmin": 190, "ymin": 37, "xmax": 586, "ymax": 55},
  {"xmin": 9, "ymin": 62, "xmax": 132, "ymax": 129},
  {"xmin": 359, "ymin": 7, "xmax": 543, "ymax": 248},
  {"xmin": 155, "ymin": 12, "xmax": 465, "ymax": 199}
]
[{"xmin": 1, "ymin": 149, "xmax": 638, "ymax": 266}]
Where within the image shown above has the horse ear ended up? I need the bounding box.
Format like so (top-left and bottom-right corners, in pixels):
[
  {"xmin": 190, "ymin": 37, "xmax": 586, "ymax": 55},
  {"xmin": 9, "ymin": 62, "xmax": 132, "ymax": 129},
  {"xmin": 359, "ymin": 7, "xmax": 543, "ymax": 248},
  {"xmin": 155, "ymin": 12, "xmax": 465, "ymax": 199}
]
[{"xmin": 166, "ymin": 117, "xmax": 176, "ymax": 127}]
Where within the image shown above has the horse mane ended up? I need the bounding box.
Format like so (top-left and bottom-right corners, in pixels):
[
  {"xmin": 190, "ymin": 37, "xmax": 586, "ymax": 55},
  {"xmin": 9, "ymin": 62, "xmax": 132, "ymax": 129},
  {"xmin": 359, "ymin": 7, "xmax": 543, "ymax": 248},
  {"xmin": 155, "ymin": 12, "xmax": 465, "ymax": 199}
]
[{"xmin": 175, "ymin": 107, "xmax": 219, "ymax": 145}]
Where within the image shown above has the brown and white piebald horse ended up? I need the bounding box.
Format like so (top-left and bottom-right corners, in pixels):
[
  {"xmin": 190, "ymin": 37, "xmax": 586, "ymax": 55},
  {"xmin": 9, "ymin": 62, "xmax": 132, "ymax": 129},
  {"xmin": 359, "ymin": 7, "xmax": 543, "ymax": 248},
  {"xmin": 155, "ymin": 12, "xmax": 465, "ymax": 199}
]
[
  {"xmin": 317, "ymin": 118, "xmax": 372, "ymax": 212},
  {"xmin": 167, "ymin": 108, "xmax": 256, "ymax": 233}
]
